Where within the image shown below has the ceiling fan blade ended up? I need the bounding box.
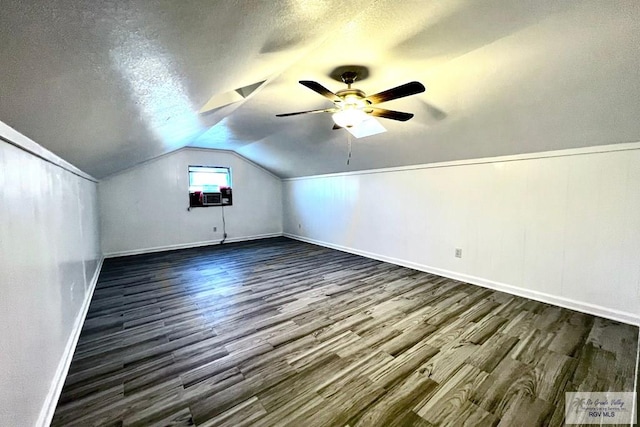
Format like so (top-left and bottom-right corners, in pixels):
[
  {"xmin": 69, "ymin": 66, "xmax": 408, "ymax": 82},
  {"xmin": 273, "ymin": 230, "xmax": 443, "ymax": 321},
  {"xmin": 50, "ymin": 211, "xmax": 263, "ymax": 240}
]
[
  {"xmin": 366, "ymin": 107, "xmax": 414, "ymax": 121},
  {"xmin": 299, "ymin": 80, "xmax": 341, "ymax": 102},
  {"xmin": 276, "ymin": 108, "xmax": 336, "ymax": 117},
  {"xmin": 366, "ymin": 81, "xmax": 425, "ymax": 104}
]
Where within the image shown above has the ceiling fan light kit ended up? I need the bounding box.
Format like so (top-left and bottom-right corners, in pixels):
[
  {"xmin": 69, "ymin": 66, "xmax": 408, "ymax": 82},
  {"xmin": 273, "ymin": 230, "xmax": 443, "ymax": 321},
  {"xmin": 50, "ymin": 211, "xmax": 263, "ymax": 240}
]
[
  {"xmin": 276, "ymin": 70, "xmax": 425, "ymax": 138},
  {"xmin": 332, "ymin": 109, "xmax": 367, "ymax": 128}
]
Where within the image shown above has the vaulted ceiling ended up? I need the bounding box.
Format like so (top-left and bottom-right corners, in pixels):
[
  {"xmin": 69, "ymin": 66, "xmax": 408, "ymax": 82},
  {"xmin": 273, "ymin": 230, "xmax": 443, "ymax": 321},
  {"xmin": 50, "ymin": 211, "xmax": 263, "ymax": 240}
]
[{"xmin": 2, "ymin": 0, "xmax": 639, "ymax": 179}]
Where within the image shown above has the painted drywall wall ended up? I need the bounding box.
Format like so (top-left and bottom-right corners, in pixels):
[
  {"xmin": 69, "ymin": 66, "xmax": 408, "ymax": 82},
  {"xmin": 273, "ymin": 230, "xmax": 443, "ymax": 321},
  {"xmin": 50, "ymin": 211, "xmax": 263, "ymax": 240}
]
[
  {"xmin": 99, "ymin": 148, "xmax": 282, "ymax": 256},
  {"xmin": 0, "ymin": 125, "xmax": 101, "ymax": 426},
  {"xmin": 283, "ymin": 144, "xmax": 640, "ymax": 325}
]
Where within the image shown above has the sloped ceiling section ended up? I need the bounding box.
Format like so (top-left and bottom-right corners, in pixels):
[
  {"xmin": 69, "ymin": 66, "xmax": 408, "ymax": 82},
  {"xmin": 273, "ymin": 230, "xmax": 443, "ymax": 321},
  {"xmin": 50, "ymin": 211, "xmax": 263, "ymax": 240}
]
[{"xmin": 1, "ymin": 0, "xmax": 639, "ymax": 179}]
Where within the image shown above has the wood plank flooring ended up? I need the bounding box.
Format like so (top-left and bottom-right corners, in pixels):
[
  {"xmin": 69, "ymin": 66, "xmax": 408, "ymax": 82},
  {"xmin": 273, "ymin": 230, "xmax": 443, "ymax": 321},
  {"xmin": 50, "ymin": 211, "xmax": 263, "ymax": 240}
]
[{"xmin": 52, "ymin": 237, "xmax": 639, "ymax": 427}]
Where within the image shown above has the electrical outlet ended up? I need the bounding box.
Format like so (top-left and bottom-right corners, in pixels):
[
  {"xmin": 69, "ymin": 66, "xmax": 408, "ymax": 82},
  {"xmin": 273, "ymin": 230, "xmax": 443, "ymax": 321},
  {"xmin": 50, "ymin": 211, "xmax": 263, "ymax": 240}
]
[
  {"xmin": 213, "ymin": 227, "xmax": 217, "ymax": 232},
  {"xmin": 455, "ymin": 248, "xmax": 462, "ymax": 258}
]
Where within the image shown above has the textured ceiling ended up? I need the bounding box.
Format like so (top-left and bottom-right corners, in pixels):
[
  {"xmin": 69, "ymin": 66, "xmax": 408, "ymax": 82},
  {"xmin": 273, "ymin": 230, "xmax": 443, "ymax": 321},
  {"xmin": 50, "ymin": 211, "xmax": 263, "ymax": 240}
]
[{"xmin": 1, "ymin": 0, "xmax": 639, "ymax": 178}]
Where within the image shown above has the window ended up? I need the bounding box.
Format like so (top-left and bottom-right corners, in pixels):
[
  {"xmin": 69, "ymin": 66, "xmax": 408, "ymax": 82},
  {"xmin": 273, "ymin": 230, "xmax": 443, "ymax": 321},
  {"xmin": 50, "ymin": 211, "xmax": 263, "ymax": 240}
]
[
  {"xmin": 188, "ymin": 165, "xmax": 231, "ymax": 193},
  {"xmin": 188, "ymin": 165, "xmax": 233, "ymax": 207}
]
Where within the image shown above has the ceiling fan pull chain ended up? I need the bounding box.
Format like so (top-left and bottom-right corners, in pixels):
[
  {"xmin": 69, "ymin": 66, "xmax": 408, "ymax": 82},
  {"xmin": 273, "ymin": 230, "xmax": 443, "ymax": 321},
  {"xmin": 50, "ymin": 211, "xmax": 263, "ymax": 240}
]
[{"xmin": 347, "ymin": 133, "xmax": 352, "ymax": 165}]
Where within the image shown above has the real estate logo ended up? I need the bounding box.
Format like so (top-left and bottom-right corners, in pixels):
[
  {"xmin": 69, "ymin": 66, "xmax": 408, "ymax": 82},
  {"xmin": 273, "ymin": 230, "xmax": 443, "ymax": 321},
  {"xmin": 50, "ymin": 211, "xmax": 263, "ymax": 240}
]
[{"xmin": 565, "ymin": 392, "xmax": 636, "ymax": 425}]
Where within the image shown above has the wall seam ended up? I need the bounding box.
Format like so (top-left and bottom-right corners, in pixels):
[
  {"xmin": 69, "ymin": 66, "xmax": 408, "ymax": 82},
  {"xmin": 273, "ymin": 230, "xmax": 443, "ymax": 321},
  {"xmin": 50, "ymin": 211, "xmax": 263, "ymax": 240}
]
[
  {"xmin": 283, "ymin": 142, "xmax": 640, "ymax": 182},
  {"xmin": 0, "ymin": 136, "xmax": 97, "ymax": 183},
  {"xmin": 99, "ymin": 147, "xmax": 282, "ymax": 182}
]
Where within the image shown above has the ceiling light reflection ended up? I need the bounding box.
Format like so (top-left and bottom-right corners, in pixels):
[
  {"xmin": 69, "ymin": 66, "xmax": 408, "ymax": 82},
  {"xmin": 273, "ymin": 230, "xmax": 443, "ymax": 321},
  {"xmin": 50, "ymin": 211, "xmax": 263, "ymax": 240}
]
[{"xmin": 109, "ymin": 32, "xmax": 202, "ymax": 149}]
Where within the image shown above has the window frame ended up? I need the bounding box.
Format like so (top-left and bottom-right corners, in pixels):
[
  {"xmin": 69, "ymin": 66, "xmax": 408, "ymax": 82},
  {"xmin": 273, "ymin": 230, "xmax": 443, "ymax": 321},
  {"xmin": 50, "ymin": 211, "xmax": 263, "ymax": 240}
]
[{"xmin": 188, "ymin": 165, "xmax": 232, "ymax": 208}]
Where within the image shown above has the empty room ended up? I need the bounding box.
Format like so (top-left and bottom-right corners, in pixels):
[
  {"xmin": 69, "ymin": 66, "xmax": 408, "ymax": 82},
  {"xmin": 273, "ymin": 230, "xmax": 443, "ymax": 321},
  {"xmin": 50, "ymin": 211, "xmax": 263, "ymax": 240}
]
[{"xmin": 1, "ymin": 1, "xmax": 639, "ymax": 426}]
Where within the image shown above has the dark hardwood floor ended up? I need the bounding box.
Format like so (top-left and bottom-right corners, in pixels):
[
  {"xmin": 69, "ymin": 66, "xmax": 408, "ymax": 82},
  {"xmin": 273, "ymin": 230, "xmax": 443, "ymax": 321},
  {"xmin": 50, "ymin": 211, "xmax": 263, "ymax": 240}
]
[{"xmin": 52, "ymin": 237, "xmax": 638, "ymax": 426}]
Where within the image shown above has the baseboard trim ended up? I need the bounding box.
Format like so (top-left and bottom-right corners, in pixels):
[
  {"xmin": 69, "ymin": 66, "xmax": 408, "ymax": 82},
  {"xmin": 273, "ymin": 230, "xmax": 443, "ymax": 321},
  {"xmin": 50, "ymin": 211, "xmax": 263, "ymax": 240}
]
[
  {"xmin": 633, "ymin": 332, "xmax": 639, "ymax": 423},
  {"xmin": 36, "ymin": 256, "xmax": 105, "ymax": 427},
  {"xmin": 104, "ymin": 232, "xmax": 284, "ymax": 258},
  {"xmin": 284, "ymin": 233, "xmax": 640, "ymax": 326}
]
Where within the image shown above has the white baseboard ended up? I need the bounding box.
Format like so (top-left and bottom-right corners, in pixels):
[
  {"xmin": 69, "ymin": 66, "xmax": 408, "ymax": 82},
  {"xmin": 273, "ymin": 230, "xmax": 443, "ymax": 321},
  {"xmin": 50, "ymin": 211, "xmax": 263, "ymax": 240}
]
[
  {"xmin": 104, "ymin": 232, "xmax": 284, "ymax": 258},
  {"xmin": 284, "ymin": 233, "xmax": 640, "ymax": 326},
  {"xmin": 36, "ymin": 256, "xmax": 105, "ymax": 427}
]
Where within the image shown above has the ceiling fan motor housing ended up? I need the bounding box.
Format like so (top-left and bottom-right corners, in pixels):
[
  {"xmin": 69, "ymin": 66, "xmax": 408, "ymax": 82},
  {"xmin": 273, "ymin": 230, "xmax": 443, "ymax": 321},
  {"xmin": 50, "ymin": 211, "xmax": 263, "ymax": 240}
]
[{"xmin": 335, "ymin": 88, "xmax": 370, "ymax": 109}]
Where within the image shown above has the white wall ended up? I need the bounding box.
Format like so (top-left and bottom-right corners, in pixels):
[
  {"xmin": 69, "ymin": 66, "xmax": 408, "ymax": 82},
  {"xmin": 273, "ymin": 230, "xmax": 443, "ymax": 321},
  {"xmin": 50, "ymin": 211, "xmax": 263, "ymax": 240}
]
[
  {"xmin": 99, "ymin": 148, "xmax": 282, "ymax": 256},
  {"xmin": 283, "ymin": 144, "xmax": 640, "ymax": 325},
  {"xmin": 0, "ymin": 123, "xmax": 102, "ymax": 426}
]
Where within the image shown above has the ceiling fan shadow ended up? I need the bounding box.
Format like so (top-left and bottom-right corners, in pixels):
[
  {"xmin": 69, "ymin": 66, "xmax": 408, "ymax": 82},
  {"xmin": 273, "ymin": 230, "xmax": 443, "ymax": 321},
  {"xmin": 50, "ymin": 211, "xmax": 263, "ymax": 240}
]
[
  {"xmin": 392, "ymin": 1, "xmax": 574, "ymax": 60},
  {"xmin": 422, "ymin": 100, "xmax": 447, "ymax": 121},
  {"xmin": 411, "ymin": 99, "xmax": 448, "ymax": 125},
  {"xmin": 328, "ymin": 65, "xmax": 370, "ymax": 83},
  {"xmin": 260, "ymin": 34, "xmax": 303, "ymax": 54}
]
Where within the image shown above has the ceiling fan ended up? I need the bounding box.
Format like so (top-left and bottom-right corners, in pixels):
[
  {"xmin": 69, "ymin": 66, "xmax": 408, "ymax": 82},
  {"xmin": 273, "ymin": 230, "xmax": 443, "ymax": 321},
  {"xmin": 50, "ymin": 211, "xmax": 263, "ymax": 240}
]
[{"xmin": 276, "ymin": 71, "xmax": 426, "ymax": 131}]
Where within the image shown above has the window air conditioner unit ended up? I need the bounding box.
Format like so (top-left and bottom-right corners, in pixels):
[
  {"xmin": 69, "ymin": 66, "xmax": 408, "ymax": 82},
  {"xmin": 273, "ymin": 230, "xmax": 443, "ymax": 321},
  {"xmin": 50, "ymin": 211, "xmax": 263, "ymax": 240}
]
[{"xmin": 202, "ymin": 192, "xmax": 222, "ymax": 206}]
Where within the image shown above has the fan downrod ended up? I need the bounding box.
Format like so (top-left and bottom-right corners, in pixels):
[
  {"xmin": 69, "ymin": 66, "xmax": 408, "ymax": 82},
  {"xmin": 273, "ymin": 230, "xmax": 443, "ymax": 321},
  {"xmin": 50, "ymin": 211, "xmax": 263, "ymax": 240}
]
[{"xmin": 341, "ymin": 71, "xmax": 358, "ymax": 88}]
